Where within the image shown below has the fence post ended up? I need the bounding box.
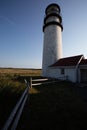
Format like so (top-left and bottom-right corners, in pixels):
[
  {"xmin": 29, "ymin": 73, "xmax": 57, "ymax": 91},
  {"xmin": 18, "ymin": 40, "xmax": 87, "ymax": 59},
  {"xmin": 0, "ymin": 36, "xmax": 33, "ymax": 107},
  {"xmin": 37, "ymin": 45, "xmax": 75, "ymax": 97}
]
[{"xmin": 30, "ymin": 77, "xmax": 32, "ymax": 88}]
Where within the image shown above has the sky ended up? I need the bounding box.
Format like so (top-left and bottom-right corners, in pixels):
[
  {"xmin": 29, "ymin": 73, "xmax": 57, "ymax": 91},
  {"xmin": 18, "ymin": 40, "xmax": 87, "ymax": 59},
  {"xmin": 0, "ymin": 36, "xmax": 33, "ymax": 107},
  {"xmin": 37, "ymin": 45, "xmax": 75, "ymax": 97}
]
[{"xmin": 0, "ymin": 0, "xmax": 87, "ymax": 68}]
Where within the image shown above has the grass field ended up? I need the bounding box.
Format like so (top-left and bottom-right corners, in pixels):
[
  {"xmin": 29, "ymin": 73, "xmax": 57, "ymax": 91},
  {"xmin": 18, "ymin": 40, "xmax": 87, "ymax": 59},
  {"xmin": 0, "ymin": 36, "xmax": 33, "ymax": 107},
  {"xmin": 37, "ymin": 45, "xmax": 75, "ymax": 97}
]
[
  {"xmin": 17, "ymin": 81, "xmax": 87, "ymax": 130},
  {"xmin": 1, "ymin": 68, "xmax": 87, "ymax": 130},
  {"xmin": 0, "ymin": 68, "xmax": 41, "ymax": 129},
  {"xmin": 0, "ymin": 68, "xmax": 41, "ymax": 76}
]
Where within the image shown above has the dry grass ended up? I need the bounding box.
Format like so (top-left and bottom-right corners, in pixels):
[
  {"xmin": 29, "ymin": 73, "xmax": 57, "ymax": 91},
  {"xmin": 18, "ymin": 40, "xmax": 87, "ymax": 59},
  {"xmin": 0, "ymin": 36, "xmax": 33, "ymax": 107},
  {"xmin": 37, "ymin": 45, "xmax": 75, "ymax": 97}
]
[
  {"xmin": 0, "ymin": 68, "xmax": 41, "ymax": 76},
  {"xmin": 0, "ymin": 68, "xmax": 41, "ymax": 129}
]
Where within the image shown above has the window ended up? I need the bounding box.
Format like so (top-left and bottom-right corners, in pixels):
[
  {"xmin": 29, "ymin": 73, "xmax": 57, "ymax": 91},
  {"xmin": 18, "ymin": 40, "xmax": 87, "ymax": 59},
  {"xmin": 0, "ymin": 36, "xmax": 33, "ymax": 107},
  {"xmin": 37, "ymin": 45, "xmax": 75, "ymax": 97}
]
[{"xmin": 61, "ymin": 68, "xmax": 65, "ymax": 75}]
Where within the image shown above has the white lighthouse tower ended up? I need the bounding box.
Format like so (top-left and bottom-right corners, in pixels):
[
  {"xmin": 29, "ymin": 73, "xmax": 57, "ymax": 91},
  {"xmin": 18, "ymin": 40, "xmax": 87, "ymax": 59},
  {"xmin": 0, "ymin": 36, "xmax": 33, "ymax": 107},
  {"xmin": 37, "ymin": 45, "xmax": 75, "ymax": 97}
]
[{"xmin": 42, "ymin": 3, "xmax": 63, "ymax": 76}]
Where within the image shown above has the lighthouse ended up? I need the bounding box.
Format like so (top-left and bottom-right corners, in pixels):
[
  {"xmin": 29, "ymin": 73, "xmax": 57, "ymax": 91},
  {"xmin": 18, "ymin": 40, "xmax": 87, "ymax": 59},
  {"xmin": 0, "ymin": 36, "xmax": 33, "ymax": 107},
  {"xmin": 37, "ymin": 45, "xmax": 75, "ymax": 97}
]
[{"xmin": 42, "ymin": 3, "xmax": 63, "ymax": 76}]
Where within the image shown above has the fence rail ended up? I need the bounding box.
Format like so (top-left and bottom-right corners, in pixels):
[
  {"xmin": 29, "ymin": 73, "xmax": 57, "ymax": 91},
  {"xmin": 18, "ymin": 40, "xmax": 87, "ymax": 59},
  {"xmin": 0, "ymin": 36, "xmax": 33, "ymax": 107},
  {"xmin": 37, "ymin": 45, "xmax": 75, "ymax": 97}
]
[
  {"xmin": 2, "ymin": 79, "xmax": 29, "ymax": 130},
  {"xmin": 31, "ymin": 77, "xmax": 60, "ymax": 86}
]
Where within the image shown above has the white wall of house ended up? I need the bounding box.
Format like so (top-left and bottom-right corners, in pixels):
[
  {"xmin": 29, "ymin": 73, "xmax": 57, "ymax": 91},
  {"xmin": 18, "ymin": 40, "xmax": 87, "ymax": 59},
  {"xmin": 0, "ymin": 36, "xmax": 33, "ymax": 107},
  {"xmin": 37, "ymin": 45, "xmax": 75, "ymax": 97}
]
[
  {"xmin": 65, "ymin": 68, "xmax": 76, "ymax": 82},
  {"xmin": 44, "ymin": 67, "xmax": 77, "ymax": 82}
]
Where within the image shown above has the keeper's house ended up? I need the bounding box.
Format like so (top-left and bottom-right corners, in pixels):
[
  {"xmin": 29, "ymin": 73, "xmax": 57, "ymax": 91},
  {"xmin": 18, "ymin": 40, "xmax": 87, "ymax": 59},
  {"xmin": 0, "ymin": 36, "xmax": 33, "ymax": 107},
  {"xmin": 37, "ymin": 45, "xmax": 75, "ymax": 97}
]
[{"xmin": 49, "ymin": 55, "xmax": 87, "ymax": 83}]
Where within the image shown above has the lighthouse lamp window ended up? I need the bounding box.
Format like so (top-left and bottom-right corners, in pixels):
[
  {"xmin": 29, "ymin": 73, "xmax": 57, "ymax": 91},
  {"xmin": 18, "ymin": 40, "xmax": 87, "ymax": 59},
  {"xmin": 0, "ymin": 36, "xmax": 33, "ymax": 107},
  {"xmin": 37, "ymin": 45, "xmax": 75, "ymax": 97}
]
[{"xmin": 60, "ymin": 68, "xmax": 65, "ymax": 75}]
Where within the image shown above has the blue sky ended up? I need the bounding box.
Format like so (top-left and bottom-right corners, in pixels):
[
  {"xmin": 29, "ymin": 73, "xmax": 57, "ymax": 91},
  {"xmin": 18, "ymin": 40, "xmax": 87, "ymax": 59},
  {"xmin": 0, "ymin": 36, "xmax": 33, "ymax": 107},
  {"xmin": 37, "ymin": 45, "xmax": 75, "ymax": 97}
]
[{"xmin": 0, "ymin": 0, "xmax": 87, "ymax": 68}]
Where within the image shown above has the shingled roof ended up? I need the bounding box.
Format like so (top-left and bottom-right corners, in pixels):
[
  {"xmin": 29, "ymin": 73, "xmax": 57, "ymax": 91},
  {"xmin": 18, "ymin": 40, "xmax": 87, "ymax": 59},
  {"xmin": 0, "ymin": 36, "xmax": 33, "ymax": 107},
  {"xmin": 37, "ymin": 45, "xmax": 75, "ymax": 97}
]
[
  {"xmin": 80, "ymin": 59, "xmax": 87, "ymax": 65},
  {"xmin": 50, "ymin": 55, "xmax": 84, "ymax": 67}
]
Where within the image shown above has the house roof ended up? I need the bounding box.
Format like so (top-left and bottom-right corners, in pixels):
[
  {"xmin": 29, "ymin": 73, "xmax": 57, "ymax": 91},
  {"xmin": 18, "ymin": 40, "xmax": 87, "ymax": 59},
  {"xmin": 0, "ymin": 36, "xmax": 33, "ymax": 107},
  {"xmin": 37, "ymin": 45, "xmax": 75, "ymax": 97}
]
[
  {"xmin": 50, "ymin": 55, "xmax": 84, "ymax": 67},
  {"xmin": 80, "ymin": 59, "xmax": 87, "ymax": 65}
]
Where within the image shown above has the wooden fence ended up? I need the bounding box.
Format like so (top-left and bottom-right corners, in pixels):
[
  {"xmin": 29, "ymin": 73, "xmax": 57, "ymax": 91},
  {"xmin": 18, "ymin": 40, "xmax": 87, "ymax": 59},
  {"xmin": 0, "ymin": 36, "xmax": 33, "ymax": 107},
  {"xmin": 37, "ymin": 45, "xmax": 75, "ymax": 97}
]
[
  {"xmin": 1, "ymin": 79, "xmax": 29, "ymax": 130},
  {"xmin": 1, "ymin": 77, "xmax": 61, "ymax": 130},
  {"xmin": 31, "ymin": 77, "xmax": 60, "ymax": 87}
]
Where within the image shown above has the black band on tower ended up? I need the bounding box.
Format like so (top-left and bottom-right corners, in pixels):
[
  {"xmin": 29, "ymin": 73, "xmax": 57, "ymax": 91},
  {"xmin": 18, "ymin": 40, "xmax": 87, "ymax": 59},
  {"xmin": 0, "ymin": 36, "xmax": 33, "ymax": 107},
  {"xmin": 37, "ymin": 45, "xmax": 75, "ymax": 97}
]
[{"xmin": 43, "ymin": 21, "xmax": 63, "ymax": 32}]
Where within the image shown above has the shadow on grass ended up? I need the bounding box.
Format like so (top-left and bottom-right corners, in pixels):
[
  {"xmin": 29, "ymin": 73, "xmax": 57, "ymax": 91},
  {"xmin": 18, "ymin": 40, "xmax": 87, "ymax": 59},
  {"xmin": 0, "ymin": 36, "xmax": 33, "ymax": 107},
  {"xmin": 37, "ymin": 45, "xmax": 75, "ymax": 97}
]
[{"xmin": 17, "ymin": 81, "xmax": 87, "ymax": 130}]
